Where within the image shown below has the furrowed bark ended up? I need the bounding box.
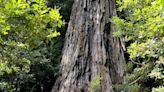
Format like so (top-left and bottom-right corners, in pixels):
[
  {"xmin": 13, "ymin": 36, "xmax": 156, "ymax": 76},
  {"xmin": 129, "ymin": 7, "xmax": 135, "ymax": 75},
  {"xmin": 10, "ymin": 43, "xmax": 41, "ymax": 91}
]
[{"xmin": 51, "ymin": 0, "xmax": 125, "ymax": 92}]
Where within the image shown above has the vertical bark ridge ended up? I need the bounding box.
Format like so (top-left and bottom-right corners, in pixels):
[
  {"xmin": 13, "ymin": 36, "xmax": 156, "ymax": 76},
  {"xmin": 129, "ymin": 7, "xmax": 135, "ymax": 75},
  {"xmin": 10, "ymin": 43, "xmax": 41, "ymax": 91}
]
[{"xmin": 51, "ymin": 0, "xmax": 125, "ymax": 92}]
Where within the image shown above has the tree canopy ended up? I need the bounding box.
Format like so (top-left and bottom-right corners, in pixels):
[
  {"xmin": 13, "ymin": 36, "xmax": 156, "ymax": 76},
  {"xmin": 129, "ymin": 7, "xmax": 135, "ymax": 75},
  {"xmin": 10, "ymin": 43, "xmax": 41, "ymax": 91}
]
[
  {"xmin": 0, "ymin": 0, "xmax": 63, "ymax": 91},
  {"xmin": 112, "ymin": 0, "xmax": 164, "ymax": 91}
]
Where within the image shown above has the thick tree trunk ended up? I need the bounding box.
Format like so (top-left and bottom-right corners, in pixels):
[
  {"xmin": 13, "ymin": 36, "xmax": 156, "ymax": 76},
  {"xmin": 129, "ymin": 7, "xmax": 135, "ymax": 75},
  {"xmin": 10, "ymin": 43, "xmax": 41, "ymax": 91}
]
[{"xmin": 51, "ymin": 0, "xmax": 125, "ymax": 92}]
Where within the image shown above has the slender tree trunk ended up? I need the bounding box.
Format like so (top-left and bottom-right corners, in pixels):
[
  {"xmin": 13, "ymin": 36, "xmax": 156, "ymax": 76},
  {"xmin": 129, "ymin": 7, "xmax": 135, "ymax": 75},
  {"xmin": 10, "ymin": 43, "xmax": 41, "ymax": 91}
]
[{"xmin": 51, "ymin": 0, "xmax": 125, "ymax": 92}]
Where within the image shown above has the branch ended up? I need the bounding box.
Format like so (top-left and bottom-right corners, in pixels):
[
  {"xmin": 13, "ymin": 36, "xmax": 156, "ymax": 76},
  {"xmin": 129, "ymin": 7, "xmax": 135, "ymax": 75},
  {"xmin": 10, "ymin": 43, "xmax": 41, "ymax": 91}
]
[{"xmin": 130, "ymin": 59, "xmax": 143, "ymax": 66}]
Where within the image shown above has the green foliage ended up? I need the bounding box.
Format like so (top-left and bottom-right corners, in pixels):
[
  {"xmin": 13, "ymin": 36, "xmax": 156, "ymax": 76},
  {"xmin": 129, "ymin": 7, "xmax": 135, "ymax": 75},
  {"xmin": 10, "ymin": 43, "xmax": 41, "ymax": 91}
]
[
  {"xmin": 112, "ymin": 0, "xmax": 164, "ymax": 91},
  {"xmin": 114, "ymin": 83, "xmax": 141, "ymax": 92},
  {"xmin": 152, "ymin": 86, "xmax": 164, "ymax": 92},
  {"xmin": 48, "ymin": 0, "xmax": 74, "ymax": 22},
  {"xmin": 88, "ymin": 75, "xmax": 101, "ymax": 92},
  {"xmin": 0, "ymin": 0, "xmax": 63, "ymax": 46},
  {"xmin": 0, "ymin": 0, "xmax": 63, "ymax": 91}
]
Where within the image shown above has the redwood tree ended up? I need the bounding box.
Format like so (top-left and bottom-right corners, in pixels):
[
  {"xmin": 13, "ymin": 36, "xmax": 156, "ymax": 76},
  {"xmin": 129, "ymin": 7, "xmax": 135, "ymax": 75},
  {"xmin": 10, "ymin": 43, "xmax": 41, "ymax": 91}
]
[{"xmin": 51, "ymin": 0, "xmax": 125, "ymax": 92}]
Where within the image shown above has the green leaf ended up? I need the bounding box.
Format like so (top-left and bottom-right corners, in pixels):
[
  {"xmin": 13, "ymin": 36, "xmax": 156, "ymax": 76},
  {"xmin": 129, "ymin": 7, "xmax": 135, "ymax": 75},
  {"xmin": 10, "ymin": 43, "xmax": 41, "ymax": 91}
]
[
  {"xmin": 5, "ymin": 3, "xmax": 12, "ymax": 10},
  {"xmin": 17, "ymin": 0, "xmax": 21, "ymax": 4},
  {"xmin": 47, "ymin": 30, "xmax": 60, "ymax": 39}
]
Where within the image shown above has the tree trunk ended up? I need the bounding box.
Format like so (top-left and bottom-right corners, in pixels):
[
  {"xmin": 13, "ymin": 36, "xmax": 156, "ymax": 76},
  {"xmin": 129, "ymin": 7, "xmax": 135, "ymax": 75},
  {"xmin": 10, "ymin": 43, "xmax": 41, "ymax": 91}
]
[{"xmin": 51, "ymin": 0, "xmax": 125, "ymax": 92}]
